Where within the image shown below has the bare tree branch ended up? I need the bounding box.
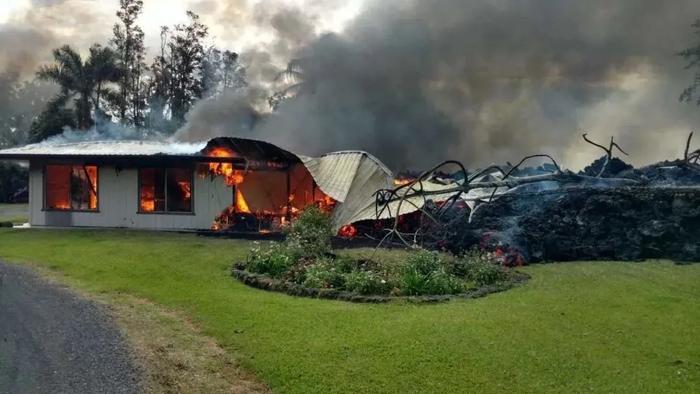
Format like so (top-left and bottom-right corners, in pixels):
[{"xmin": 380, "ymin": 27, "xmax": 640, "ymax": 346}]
[{"xmin": 582, "ymin": 133, "xmax": 629, "ymax": 177}]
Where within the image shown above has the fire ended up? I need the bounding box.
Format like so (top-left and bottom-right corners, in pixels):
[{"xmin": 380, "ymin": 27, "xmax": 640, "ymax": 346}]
[
  {"xmin": 316, "ymin": 194, "xmax": 336, "ymax": 213},
  {"xmin": 141, "ymin": 189, "xmax": 155, "ymax": 212},
  {"xmin": 235, "ymin": 188, "xmax": 251, "ymax": 213},
  {"xmin": 178, "ymin": 181, "xmax": 191, "ymax": 200},
  {"xmin": 208, "ymin": 148, "xmax": 245, "ymax": 185},
  {"xmin": 86, "ymin": 166, "xmax": 98, "ymax": 209},
  {"xmin": 393, "ymin": 178, "xmax": 414, "ymax": 186},
  {"xmin": 338, "ymin": 224, "xmax": 357, "ymax": 238}
]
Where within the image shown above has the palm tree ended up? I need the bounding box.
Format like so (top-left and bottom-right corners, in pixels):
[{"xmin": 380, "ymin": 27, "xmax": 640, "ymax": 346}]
[
  {"xmin": 268, "ymin": 58, "xmax": 311, "ymax": 110},
  {"xmin": 37, "ymin": 44, "xmax": 121, "ymax": 129}
]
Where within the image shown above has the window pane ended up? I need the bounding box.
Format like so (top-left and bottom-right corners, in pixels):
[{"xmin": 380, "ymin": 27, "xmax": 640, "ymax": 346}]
[
  {"xmin": 167, "ymin": 168, "xmax": 192, "ymax": 212},
  {"xmin": 140, "ymin": 168, "xmax": 165, "ymax": 212},
  {"xmin": 46, "ymin": 165, "xmax": 71, "ymax": 210},
  {"xmin": 70, "ymin": 166, "xmax": 98, "ymax": 210},
  {"xmin": 85, "ymin": 165, "xmax": 98, "ymax": 209}
]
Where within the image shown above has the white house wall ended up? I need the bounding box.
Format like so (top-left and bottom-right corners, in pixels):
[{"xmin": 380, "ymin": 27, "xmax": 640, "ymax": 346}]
[{"xmin": 29, "ymin": 163, "xmax": 232, "ymax": 230}]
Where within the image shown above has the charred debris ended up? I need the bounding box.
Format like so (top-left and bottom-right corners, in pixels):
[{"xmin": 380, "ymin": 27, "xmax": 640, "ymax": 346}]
[{"xmin": 364, "ymin": 133, "xmax": 700, "ymax": 264}]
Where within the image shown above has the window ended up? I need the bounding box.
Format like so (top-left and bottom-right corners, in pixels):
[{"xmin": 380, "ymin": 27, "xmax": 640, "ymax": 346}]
[
  {"xmin": 139, "ymin": 168, "xmax": 193, "ymax": 213},
  {"xmin": 45, "ymin": 165, "xmax": 98, "ymax": 211}
]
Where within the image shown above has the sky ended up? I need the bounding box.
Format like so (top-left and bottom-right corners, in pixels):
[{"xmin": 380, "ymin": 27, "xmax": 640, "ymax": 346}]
[
  {"xmin": 0, "ymin": 0, "xmax": 362, "ymax": 76},
  {"xmin": 1, "ymin": 0, "xmax": 700, "ymax": 170}
]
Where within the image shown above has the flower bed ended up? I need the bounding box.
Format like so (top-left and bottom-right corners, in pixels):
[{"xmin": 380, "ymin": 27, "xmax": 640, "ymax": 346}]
[
  {"xmin": 232, "ymin": 263, "xmax": 529, "ymax": 303},
  {"xmin": 231, "ymin": 207, "xmax": 526, "ymax": 302}
]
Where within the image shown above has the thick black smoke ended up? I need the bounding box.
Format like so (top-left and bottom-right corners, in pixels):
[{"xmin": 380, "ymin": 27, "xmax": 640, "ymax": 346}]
[{"xmin": 178, "ymin": 0, "xmax": 700, "ymax": 170}]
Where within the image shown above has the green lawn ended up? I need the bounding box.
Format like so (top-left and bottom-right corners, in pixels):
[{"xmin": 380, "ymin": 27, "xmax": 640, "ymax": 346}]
[
  {"xmin": 0, "ymin": 229, "xmax": 698, "ymax": 393},
  {"xmin": 0, "ymin": 203, "xmax": 28, "ymax": 224}
]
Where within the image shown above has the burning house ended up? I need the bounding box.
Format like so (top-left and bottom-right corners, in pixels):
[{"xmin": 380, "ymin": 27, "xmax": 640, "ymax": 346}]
[{"xmin": 0, "ymin": 137, "xmax": 393, "ymax": 233}]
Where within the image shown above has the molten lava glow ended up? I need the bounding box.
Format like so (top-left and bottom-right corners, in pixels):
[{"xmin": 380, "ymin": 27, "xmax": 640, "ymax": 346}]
[
  {"xmin": 338, "ymin": 224, "xmax": 357, "ymax": 238},
  {"xmin": 208, "ymin": 148, "xmax": 245, "ymax": 185},
  {"xmin": 493, "ymin": 247, "xmax": 525, "ymax": 267},
  {"xmin": 235, "ymin": 188, "xmax": 251, "ymax": 213}
]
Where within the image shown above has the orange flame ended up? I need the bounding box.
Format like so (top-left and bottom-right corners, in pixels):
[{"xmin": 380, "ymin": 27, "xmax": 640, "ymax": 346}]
[
  {"xmin": 140, "ymin": 189, "xmax": 155, "ymax": 212},
  {"xmin": 315, "ymin": 194, "xmax": 336, "ymax": 213},
  {"xmin": 235, "ymin": 188, "xmax": 251, "ymax": 213},
  {"xmin": 178, "ymin": 181, "xmax": 192, "ymax": 200},
  {"xmin": 86, "ymin": 166, "xmax": 98, "ymax": 209},
  {"xmin": 393, "ymin": 178, "xmax": 413, "ymax": 186},
  {"xmin": 208, "ymin": 148, "xmax": 245, "ymax": 185}
]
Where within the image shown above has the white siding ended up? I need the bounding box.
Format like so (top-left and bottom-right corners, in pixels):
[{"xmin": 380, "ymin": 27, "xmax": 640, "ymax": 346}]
[{"xmin": 29, "ymin": 163, "xmax": 232, "ymax": 230}]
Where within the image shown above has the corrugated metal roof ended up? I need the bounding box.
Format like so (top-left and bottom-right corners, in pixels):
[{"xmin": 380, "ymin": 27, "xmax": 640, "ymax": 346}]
[
  {"xmin": 0, "ymin": 140, "xmax": 207, "ymax": 157},
  {"xmin": 301, "ymin": 153, "xmax": 362, "ymax": 202},
  {"xmin": 203, "ymin": 137, "xmax": 300, "ymax": 163},
  {"xmin": 301, "ymin": 151, "xmax": 394, "ymax": 231}
]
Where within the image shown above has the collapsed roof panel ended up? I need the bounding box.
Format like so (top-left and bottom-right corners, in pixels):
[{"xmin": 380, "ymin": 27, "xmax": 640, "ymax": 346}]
[{"xmin": 300, "ymin": 151, "xmax": 393, "ymax": 231}]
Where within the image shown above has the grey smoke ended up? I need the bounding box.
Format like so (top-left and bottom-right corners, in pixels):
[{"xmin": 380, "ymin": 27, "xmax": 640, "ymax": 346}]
[{"xmin": 176, "ymin": 0, "xmax": 700, "ymax": 170}]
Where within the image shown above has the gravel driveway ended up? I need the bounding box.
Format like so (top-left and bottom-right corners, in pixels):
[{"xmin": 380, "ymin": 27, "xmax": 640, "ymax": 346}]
[{"xmin": 0, "ymin": 261, "xmax": 141, "ymax": 393}]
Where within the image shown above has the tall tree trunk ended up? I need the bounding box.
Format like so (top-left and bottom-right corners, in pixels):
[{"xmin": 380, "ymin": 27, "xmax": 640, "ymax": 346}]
[{"xmin": 78, "ymin": 94, "xmax": 92, "ymax": 130}]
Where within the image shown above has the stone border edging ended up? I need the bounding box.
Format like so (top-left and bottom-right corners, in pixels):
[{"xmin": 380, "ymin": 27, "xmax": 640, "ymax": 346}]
[{"xmin": 231, "ymin": 264, "xmax": 530, "ymax": 303}]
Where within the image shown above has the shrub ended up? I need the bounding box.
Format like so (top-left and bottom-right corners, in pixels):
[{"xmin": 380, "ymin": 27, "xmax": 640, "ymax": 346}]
[
  {"xmin": 285, "ymin": 206, "xmax": 332, "ymax": 258},
  {"xmin": 455, "ymin": 249, "xmax": 508, "ymax": 286},
  {"xmin": 344, "ymin": 269, "xmax": 390, "ymax": 295},
  {"xmin": 406, "ymin": 249, "xmax": 444, "ymax": 275},
  {"xmin": 302, "ymin": 258, "xmax": 345, "ymax": 289},
  {"xmin": 401, "ymin": 249, "xmax": 464, "ymax": 295},
  {"xmin": 245, "ymin": 242, "xmax": 296, "ymax": 278},
  {"xmin": 424, "ymin": 269, "xmax": 465, "ymax": 295}
]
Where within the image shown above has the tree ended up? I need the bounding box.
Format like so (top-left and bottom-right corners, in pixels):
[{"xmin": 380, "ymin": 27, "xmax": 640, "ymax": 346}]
[
  {"xmin": 28, "ymin": 96, "xmax": 77, "ymax": 142},
  {"xmin": 0, "ymin": 73, "xmax": 57, "ymax": 147},
  {"xmin": 202, "ymin": 48, "xmax": 246, "ymax": 97},
  {"xmin": 220, "ymin": 50, "xmax": 247, "ymax": 93},
  {"xmin": 679, "ymin": 19, "xmax": 700, "ymax": 105},
  {"xmin": 112, "ymin": 0, "xmax": 147, "ymax": 126},
  {"xmin": 87, "ymin": 44, "xmax": 122, "ymax": 118},
  {"xmin": 146, "ymin": 11, "xmax": 212, "ymax": 129},
  {"xmin": 269, "ymin": 58, "xmax": 307, "ymax": 110},
  {"xmin": 37, "ymin": 44, "xmax": 120, "ymax": 130},
  {"xmin": 146, "ymin": 26, "xmax": 175, "ymax": 132},
  {"xmin": 169, "ymin": 11, "xmax": 209, "ymax": 124}
]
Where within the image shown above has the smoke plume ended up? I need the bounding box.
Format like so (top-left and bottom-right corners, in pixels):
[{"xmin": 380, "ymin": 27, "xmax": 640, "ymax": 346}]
[{"xmin": 177, "ymin": 0, "xmax": 700, "ymax": 170}]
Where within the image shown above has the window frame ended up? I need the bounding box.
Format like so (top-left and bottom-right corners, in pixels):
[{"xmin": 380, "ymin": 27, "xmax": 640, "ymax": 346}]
[
  {"xmin": 43, "ymin": 164, "xmax": 100, "ymax": 212},
  {"xmin": 137, "ymin": 166, "xmax": 195, "ymax": 215}
]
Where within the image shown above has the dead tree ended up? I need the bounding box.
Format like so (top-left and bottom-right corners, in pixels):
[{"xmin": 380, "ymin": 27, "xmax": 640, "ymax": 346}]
[
  {"xmin": 684, "ymin": 132, "xmax": 700, "ymax": 164},
  {"xmin": 582, "ymin": 133, "xmax": 629, "ymax": 177}
]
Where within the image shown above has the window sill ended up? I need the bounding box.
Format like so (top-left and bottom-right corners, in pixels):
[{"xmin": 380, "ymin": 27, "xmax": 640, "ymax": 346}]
[
  {"xmin": 137, "ymin": 211, "xmax": 196, "ymax": 216},
  {"xmin": 42, "ymin": 209, "xmax": 100, "ymax": 213}
]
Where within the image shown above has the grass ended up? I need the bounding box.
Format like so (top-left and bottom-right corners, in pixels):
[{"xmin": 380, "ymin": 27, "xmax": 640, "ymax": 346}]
[
  {"xmin": 0, "ymin": 203, "xmax": 28, "ymax": 224},
  {"xmin": 0, "ymin": 229, "xmax": 699, "ymax": 393}
]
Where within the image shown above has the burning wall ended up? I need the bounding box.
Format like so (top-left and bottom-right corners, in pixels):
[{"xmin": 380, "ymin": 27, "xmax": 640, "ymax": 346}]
[{"xmin": 204, "ymin": 146, "xmax": 338, "ymax": 232}]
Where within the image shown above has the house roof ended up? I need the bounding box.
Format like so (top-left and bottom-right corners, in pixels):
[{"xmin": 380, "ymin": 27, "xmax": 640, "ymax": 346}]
[
  {"xmin": 0, "ymin": 137, "xmax": 300, "ymax": 166},
  {"xmin": 0, "ymin": 140, "xmax": 207, "ymax": 157}
]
